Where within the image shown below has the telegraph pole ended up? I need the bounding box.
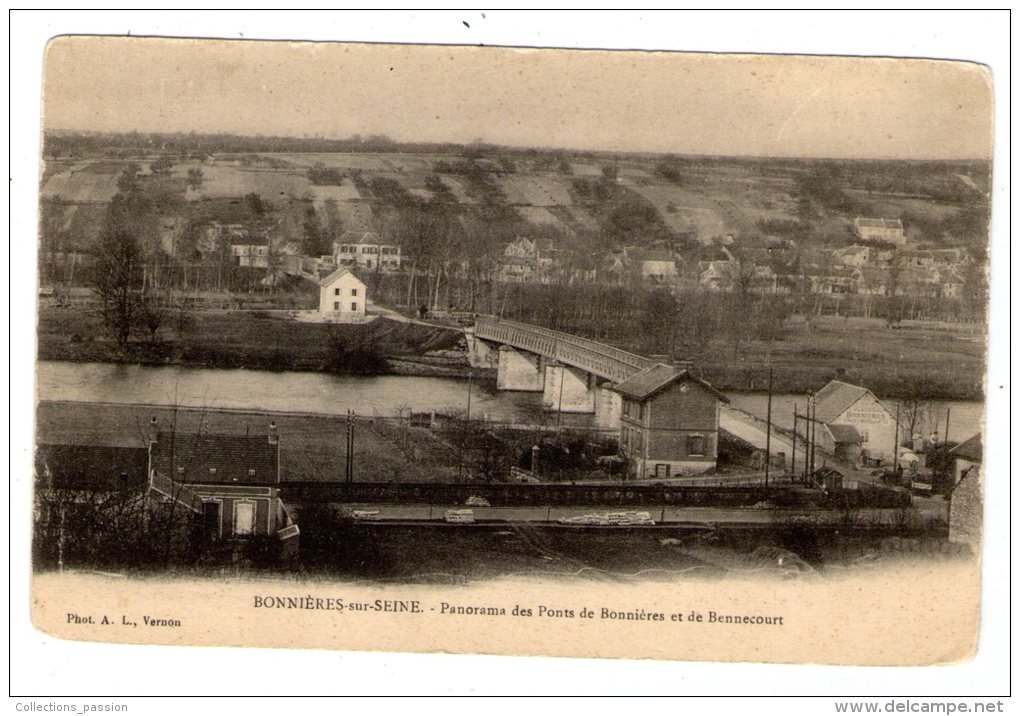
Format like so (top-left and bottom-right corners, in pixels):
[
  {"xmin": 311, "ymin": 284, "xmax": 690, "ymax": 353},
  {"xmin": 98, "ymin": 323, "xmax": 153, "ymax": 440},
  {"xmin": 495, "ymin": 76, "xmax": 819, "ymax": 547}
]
[
  {"xmin": 893, "ymin": 403, "xmax": 901, "ymax": 477},
  {"xmin": 346, "ymin": 410, "xmax": 356, "ymax": 483},
  {"xmin": 791, "ymin": 403, "xmax": 798, "ymax": 480},
  {"xmin": 809, "ymin": 395, "xmax": 817, "ymax": 478},
  {"xmin": 764, "ymin": 365, "xmax": 773, "ymax": 489}
]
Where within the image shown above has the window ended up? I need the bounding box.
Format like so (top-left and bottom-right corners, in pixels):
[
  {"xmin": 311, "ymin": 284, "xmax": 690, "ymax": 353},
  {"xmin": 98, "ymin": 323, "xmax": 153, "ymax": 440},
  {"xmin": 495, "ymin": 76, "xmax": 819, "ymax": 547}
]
[
  {"xmin": 234, "ymin": 502, "xmax": 255, "ymax": 536},
  {"xmin": 655, "ymin": 464, "xmax": 670, "ymax": 478},
  {"xmin": 333, "ymin": 302, "xmax": 339, "ymax": 311},
  {"xmin": 351, "ymin": 302, "xmax": 358, "ymax": 312},
  {"xmin": 351, "ymin": 288, "xmax": 358, "ymax": 297},
  {"xmin": 687, "ymin": 435, "xmax": 706, "ymax": 457},
  {"xmin": 334, "ymin": 288, "xmax": 340, "ymax": 296}
]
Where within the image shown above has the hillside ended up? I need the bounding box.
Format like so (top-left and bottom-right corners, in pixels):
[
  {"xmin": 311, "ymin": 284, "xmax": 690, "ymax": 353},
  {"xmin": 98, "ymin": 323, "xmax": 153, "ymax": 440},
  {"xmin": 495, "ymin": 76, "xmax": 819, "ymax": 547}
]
[{"xmin": 39, "ymin": 141, "xmax": 992, "ymax": 260}]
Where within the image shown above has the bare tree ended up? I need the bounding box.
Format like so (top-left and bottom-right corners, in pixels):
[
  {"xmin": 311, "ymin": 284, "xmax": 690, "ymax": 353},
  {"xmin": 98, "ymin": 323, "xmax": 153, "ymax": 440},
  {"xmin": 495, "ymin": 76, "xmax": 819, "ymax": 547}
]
[{"xmin": 93, "ymin": 228, "xmax": 144, "ymax": 346}]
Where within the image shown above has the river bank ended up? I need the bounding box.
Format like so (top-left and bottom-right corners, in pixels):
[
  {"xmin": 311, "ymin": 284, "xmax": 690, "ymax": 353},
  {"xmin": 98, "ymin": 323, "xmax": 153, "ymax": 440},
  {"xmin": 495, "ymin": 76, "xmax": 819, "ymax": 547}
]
[{"xmin": 36, "ymin": 306, "xmax": 985, "ymax": 400}]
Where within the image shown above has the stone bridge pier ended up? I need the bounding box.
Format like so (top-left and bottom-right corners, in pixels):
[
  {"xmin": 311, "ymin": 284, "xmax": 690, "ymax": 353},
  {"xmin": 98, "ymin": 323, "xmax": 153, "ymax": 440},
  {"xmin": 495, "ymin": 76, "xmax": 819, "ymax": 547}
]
[
  {"xmin": 593, "ymin": 384, "xmax": 623, "ymax": 429},
  {"xmin": 464, "ymin": 327, "xmax": 498, "ymax": 369},
  {"xmin": 496, "ymin": 346, "xmax": 546, "ymax": 392},
  {"xmin": 542, "ymin": 362, "xmax": 598, "ymax": 414}
]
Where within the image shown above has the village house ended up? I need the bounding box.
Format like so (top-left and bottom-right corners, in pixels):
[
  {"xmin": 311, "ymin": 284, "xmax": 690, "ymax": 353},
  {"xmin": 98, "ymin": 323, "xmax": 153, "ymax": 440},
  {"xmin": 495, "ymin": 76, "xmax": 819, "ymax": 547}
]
[
  {"xmin": 808, "ymin": 380, "xmax": 898, "ymax": 465},
  {"xmin": 813, "ymin": 266, "xmax": 860, "ymax": 295},
  {"xmin": 623, "ymin": 247, "xmax": 679, "ymax": 283},
  {"xmin": 937, "ymin": 267, "xmax": 966, "ymax": 299},
  {"xmin": 333, "ymin": 231, "xmax": 402, "ymax": 273},
  {"xmin": 898, "ymin": 249, "xmax": 935, "ymax": 268},
  {"xmin": 612, "ymin": 364, "xmax": 729, "ymax": 479},
  {"xmin": 147, "ymin": 424, "xmax": 297, "ymax": 543},
  {"xmin": 318, "ymin": 267, "xmax": 367, "ymax": 322},
  {"xmin": 898, "ymin": 265, "xmax": 943, "ymax": 299},
  {"xmin": 831, "ymin": 244, "xmax": 871, "ymax": 268},
  {"xmin": 853, "ymin": 217, "xmax": 906, "ymax": 245},
  {"xmin": 231, "ymin": 243, "xmax": 272, "ymax": 268},
  {"xmin": 698, "ymin": 260, "xmax": 740, "ymax": 292},
  {"xmin": 496, "ymin": 237, "xmax": 559, "ymax": 283},
  {"xmin": 600, "ymin": 252, "xmax": 628, "ymax": 286}
]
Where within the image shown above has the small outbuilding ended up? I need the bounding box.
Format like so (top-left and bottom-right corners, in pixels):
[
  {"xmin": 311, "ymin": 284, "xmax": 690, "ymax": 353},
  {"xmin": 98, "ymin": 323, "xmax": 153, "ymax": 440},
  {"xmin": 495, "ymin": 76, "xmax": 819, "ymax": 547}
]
[{"xmin": 147, "ymin": 425, "xmax": 296, "ymax": 543}]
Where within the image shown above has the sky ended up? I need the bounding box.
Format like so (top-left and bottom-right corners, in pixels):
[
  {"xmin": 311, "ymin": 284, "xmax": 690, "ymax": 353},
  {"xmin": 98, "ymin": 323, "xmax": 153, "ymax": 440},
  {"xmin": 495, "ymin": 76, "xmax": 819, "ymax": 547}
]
[{"xmin": 43, "ymin": 36, "xmax": 993, "ymax": 160}]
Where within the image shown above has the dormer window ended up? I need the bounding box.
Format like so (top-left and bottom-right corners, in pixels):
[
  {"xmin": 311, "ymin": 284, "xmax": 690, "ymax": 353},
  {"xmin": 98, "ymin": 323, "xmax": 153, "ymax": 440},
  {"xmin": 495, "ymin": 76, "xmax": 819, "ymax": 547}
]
[
  {"xmin": 177, "ymin": 467, "xmax": 185, "ymax": 475},
  {"xmin": 209, "ymin": 468, "xmax": 217, "ymax": 476},
  {"xmin": 248, "ymin": 469, "xmax": 257, "ymax": 477}
]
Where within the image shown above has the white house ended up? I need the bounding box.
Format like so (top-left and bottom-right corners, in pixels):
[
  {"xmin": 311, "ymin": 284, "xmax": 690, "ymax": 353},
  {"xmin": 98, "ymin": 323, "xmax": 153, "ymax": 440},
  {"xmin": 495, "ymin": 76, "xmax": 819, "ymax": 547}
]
[
  {"xmin": 853, "ymin": 217, "xmax": 906, "ymax": 246},
  {"xmin": 333, "ymin": 231, "xmax": 402, "ymax": 273},
  {"xmin": 624, "ymin": 248, "xmax": 679, "ymax": 283},
  {"xmin": 809, "ymin": 380, "xmax": 898, "ymax": 464},
  {"xmin": 319, "ymin": 268, "xmax": 367, "ymax": 323}
]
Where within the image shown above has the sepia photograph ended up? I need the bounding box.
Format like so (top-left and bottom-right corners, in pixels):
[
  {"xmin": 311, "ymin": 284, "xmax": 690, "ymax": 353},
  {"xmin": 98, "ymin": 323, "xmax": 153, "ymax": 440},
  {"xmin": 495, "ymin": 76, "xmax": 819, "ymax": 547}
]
[{"xmin": 11, "ymin": 10, "xmax": 1009, "ymax": 700}]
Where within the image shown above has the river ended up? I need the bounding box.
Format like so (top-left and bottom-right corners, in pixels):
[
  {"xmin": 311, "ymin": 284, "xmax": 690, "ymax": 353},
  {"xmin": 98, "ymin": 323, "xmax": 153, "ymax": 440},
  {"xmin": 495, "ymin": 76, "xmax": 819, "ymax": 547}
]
[{"xmin": 35, "ymin": 361, "xmax": 986, "ymax": 439}]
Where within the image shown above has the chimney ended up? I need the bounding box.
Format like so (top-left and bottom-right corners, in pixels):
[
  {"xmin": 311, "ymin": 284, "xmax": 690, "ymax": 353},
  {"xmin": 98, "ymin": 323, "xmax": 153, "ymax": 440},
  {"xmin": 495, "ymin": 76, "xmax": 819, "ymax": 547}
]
[{"xmin": 268, "ymin": 421, "xmax": 279, "ymax": 446}]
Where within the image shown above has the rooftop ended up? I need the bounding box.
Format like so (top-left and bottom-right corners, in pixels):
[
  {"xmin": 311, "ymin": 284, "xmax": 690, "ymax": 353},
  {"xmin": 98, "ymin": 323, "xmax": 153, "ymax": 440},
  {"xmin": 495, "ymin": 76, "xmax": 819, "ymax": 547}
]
[
  {"xmin": 855, "ymin": 217, "xmax": 903, "ymax": 230},
  {"xmin": 150, "ymin": 432, "xmax": 279, "ymax": 486},
  {"xmin": 319, "ymin": 266, "xmax": 365, "ymax": 287},
  {"xmin": 612, "ymin": 364, "xmax": 729, "ymax": 402},
  {"xmin": 828, "ymin": 423, "xmax": 863, "ymax": 444},
  {"xmin": 812, "ymin": 380, "xmax": 874, "ymax": 424},
  {"xmin": 35, "ymin": 444, "xmax": 149, "ymax": 490},
  {"xmin": 950, "ymin": 433, "xmax": 983, "ymax": 463}
]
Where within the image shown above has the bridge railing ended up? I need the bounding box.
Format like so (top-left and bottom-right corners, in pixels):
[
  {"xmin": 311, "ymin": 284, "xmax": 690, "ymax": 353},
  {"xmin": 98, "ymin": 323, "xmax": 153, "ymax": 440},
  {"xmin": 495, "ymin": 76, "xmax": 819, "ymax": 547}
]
[{"xmin": 475, "ymin": 317, "xmax": 654, "ymax": 382}]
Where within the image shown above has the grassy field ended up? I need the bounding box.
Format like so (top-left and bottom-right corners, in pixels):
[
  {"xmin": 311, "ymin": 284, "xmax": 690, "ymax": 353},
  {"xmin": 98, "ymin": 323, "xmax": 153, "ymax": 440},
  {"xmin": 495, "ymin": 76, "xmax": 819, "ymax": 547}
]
[
  {"xmin": 36, "ymin": 400, "xmax": 463, "ymax": 483},
  {"xmin": 37, "ymin": 307, "xmax": 464, "ymax": 375},
  {"xmin": 697, "ymin": 316, "xmax": 985, "ymax": 400}
]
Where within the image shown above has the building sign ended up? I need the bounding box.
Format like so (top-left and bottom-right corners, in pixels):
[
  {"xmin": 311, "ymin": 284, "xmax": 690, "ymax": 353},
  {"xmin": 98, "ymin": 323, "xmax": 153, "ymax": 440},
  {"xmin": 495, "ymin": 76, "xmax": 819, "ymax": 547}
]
[{"xmin": 843, "ymin": 408, "xmax": 890, "ymax": 424}]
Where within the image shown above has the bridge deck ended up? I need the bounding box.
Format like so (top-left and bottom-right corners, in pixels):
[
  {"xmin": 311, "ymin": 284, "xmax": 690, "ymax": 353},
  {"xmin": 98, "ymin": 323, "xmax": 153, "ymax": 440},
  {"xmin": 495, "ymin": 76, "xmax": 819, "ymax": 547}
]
[{"xmin": 474, "ymin": 317, "xmax": 654, "ymax": 383}]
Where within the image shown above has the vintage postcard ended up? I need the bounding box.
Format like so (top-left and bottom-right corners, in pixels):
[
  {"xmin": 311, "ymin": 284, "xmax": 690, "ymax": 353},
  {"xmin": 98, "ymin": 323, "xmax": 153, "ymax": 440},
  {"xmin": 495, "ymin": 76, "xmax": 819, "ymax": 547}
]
[{"xmin": 29, "ymin": 35, "xmax": 993, "ymax": 666}]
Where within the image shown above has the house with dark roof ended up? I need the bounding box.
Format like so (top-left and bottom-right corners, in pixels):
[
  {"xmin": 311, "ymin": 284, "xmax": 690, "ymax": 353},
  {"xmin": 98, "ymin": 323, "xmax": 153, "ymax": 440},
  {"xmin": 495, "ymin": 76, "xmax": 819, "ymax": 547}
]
[
  {"xmin": 612, "ymin": 364, "xmax": 729, "ymax": 478},
  {"xmin": 146, "ymin": 425, "xmax": 296, "ymax": 541},
  {"xmin": 809, "ymin": 380, "xmax": 897, "ymax": 465}
]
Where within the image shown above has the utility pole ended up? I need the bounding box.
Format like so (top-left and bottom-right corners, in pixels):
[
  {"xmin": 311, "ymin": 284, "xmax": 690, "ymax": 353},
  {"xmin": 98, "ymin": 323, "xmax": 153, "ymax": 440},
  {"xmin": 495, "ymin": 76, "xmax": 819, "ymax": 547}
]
[
  {"xmin": 809, "ymin": 395, "xmax": 817, "ymax": 478},
  {"xmin": 791, "ymin": 402, "xmax": 798, "ymax": 481},
  {"xmin": 944, "ymin": 407, "xmax": 951, "ymax": 446},
  {"xmin": 803, "ymin": 394, "xmax": 812, "ymax": 484},
  {"xmin": 893, "ymin": 403, "xmax": 901, "ymax": 478},
  {"xmin": 556, "ymin": 363, "xmax": 565, "ymax": 433},
  {"xmin": 764, "ymin": 365, "xmax": 773, "ymax": 489},
  {"xmin": 346, "ymin": 410, "xmax": 355, "ymax": 483}
]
